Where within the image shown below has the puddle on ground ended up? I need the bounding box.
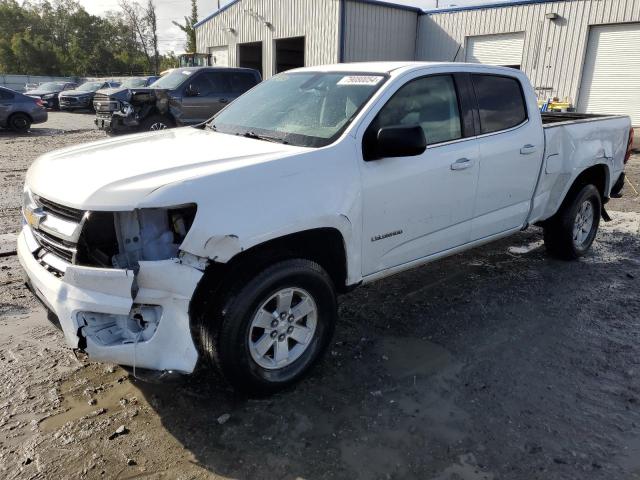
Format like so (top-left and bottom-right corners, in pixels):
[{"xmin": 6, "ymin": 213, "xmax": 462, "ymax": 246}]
[
  {"xmin": 40, "ymin": 369, "xmax": 141, "ymax": 432},
  {"xmin": 379, "ymin": 336, "xmax": 453, "ymax": 379},
  {"xmin": 433, "ymin": 453, "xmax": 495, "ymax": 480}
]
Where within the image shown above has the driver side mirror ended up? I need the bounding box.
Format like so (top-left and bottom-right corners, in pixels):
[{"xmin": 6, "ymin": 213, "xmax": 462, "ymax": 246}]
[
  {"xmin": 364, "ymin": 125, "xmax": 427, "ymax": 161},
  {"xmin": 185, "ymin": 84, "xmax": 199, "ymax": 97}
]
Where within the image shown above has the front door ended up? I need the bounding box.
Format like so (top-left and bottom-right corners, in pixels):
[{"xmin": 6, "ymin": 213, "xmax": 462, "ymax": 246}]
[
  {"xmin": 360, "ymin": 74, "xmax": 480, "ymax": 276},
  {"xmin": 180, "ymin": 71, "xmax": 231, "ymax": 124}
]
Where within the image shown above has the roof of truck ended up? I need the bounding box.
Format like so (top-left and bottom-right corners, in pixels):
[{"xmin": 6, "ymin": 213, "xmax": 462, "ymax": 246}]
[{"xmin": 289, "ymin": 62, "xmax": 524, "ymax": 76}]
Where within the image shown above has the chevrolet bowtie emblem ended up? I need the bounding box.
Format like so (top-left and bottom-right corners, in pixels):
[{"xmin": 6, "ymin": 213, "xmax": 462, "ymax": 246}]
[{"xmin": 24, "ymin": 206, "xmax": 46, "ymax": 229}]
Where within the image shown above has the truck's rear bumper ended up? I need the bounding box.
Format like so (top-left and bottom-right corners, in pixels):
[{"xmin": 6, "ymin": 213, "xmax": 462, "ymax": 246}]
[{"xmin": 18, "ymin": 227, "xmax": 202, "ymax": 373}]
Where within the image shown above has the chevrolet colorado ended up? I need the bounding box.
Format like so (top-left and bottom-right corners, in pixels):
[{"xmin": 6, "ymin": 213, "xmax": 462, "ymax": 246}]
[{"xmin": 19, "ymin": 62, "xmax": 633, "ymax": 394}]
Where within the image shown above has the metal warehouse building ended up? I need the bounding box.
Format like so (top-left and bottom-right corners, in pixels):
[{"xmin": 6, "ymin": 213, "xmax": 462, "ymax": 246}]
[{"xmin": 195, "ymin": 0, "xmax": 640, "ymax": 125}]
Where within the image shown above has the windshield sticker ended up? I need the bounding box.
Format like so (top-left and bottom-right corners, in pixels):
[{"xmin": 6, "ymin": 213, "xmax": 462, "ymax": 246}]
[{"xmin": 337, "ymin": 75, "xmax": 383, "ymax": 86}]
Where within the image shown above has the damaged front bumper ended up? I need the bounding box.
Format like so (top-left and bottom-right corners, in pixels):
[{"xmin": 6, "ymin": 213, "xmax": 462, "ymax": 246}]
[{"xmin": 18, "ymin": 226, "xmax": 202, "ymax": 373}]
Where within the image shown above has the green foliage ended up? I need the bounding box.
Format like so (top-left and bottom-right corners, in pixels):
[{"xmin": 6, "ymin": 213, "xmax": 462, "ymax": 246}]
[
  {"xmin": 0, "ymin": 0, "xmax": 172, "ymax": 75},
  {"xmin": 172, "ymin": 0, "xmax": 197, "ymax": 53}
]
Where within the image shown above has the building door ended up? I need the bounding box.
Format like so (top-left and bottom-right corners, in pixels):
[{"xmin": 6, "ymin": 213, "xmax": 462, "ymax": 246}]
[
  {"xmin": 578, "ymin": 23, "xmax": 640, "ymax": 126},
  {"xmin": 275, "ymin": 37, "xmax": 305, "ymax": 74},
  {"xmin": 238, "ymin": 42, "xmax": 263, "ymax": 77},
  {"xmin": 465, "ymin": 32, "xmax": 525, "ymax": 69},
  {"xmin": 209, "ymin": 46, "xmax": 229, "ymax": 67}
]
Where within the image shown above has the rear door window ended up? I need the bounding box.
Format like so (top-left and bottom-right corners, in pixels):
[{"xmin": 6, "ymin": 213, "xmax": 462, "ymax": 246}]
[
  {"xmin": 471, "ymin": 74, "xmax": 527, "ymax": 134},
  {"xmin": 229, "ymin": 72, "xmax": 259, "ymax": 94},
  {"xmin": 197, "ymin": 72, "xmax": 231, "ymax": 96},
  {"xmin": 0, "ymin": 88, "xmax": 14, "ymax": 100}
]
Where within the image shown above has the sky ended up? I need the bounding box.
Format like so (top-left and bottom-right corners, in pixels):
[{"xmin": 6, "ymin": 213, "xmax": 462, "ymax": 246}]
[{"xmin": 78, "ymin": 0, "xmax": 515, "ymax": 54}]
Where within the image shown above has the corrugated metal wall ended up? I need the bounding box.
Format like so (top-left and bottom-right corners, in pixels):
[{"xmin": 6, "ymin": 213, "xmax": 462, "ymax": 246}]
[
  {"xmin": 195, "ymin": 0, "xmax": 341, "ymax": 79},
  {"xmin": 417, "ymin": 0, "xmax": 640, "ymax": 104},
  {"xmin": 343, "ymin": 1, "xmax": 418, "ymax": 62}
]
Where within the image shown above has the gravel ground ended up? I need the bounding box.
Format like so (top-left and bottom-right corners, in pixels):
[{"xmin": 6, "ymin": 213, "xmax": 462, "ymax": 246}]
[{"xmin": 0, "ymin": 125, "xmax": 639, "ymax": 480}]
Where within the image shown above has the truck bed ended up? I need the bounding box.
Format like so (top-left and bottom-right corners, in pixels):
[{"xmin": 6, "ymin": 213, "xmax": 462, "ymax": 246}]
[
  {"xmin": 529, "ymin": 112, "xmax": 630, "ymax": 224},
  {"xmin": 541, "ymin": 112, "xmax": 620, "ymax": 127}
]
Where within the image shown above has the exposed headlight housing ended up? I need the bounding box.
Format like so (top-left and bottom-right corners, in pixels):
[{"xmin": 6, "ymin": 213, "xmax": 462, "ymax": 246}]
[
  {"xmin": 76, "ymin": 205, "xmax": 197, "ymax": 270},
  {"xmin": 42, "ymin": 93, "xmax": 57, "ymax": 99}
]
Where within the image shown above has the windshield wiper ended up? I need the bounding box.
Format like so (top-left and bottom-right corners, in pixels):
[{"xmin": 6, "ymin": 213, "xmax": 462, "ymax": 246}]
[{"xmin": 239, "ymin": 131, "xmax": 288, "ymax": 144}]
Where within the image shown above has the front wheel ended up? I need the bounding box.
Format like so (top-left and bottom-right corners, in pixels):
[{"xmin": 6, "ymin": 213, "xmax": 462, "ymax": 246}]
[
  {"xmin": 140, "ymin": 114, "xmax": 174, "ymax": 132},
  {"xmin": 198, "ymin": 259, "xmax": 337, "ymax": 395},
  {"xmin": 543, "ymin": 184, "xmax": 602, "ymax": 260}
]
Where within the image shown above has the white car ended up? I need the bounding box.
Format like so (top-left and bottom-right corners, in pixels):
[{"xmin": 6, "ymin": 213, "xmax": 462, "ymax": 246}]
[{"xmin": 19, "ymin": 62, "xmax": 634, "ymax": 394}]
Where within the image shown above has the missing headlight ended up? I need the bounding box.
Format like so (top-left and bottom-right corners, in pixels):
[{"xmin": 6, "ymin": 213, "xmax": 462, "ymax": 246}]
[{"xmin": 75, "ymin": 205, "xmax": 197, "ymax": 270}]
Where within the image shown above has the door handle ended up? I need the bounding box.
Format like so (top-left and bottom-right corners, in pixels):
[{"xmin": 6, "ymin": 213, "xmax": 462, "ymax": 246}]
[
  {"xmin": 520, "ymin": 144, "xmax": 537, "ymax": 155},
  {"xmin": 219, "ymin": 98, "xmax": 229, "ymax": 104},
  {"xmin": 451, "ymin": 158, "xmax": 473, "ymax": 170}
]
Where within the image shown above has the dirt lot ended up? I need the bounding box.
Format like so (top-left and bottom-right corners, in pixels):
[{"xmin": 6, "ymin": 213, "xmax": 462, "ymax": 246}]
[{"xmin": 1, "ymin": 115, "xmax": 640, "ymax": 480}]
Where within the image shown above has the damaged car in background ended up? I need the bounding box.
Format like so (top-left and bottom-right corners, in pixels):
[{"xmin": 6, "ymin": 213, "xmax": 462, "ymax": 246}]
[
  {"xmin": 19, "ymin": 62, "xmax": 633, "ymax": 395},
  {"xmin": 59, "ymin": 80, "xmax": 121, "ymax": 111},
  {"xmin": 93, "ymin": 66, "xmax": 260, "ymax": 134}
]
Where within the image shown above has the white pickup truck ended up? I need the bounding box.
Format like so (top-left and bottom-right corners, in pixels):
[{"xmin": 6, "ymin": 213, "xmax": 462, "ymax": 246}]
[{"xmin": 19, "ymin": 62, "xmax": 634, "ymax": 394}]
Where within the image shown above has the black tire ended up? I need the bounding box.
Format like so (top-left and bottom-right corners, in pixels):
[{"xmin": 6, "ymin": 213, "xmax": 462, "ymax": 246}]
[
  {"xmin": 140, "ymin": 114, "xmax": 174, "ymax": 132},
  {"xmin": 8, "ymin": 113, "xmax": 31, "ymax": 133},
  {"xmin": 543, "ymin": 184, "xmax": 602, "ymax": 260},
  {"xmin": 198, "ymin": 259, "xmax": 337, "ymax": 395}
]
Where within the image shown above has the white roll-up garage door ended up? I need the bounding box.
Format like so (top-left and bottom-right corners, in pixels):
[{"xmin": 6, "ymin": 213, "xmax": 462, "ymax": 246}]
[
  {"xmin": 465, "ymin": 32, "xmax": 525, "ymax": 68},
  {"xmin": 208, "ymin": 46, "xmax": 229, "ymax": 67},
  {"xmin": 578, "ymin": 23, "xmax": 640, "ymax": 126}
]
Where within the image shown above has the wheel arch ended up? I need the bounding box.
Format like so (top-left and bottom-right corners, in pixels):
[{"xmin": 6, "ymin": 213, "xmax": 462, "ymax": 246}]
[
  {"xmin": 188, "ymin": 227, "xmax": 349, "ymax": 359},
  {"xmin": 553, "ymin": 163, "xmax": 610, "ymax": 219}
]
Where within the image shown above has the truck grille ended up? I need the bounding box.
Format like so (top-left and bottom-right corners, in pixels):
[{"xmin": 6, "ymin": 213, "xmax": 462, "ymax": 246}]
[
  {"xmin": 28, "ymin": 197, "xmax": 86, "ymax": 276},
  {"xmin": 93, "ymin": 93, "xmax": 119, "ymax": 112},
  {"xmin": 36, "ymin": 196, "xmax": 85, "ymax": 222}
]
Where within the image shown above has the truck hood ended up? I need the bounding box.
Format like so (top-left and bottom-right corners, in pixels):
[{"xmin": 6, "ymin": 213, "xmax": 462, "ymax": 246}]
[
  {"xmin": 27, "ymin": 127, "xmax": 304, "ymax": 210},
  {"xmin": 59, "ymin": 89, "xmax": 96, "ymax": 97},
  {"xmin": 25, "ymin": 90, "xmax": 59, "ymax": 96},
  {"xmin": 97, "ymin": 87, "xmax": 164, "ymax": 102}
]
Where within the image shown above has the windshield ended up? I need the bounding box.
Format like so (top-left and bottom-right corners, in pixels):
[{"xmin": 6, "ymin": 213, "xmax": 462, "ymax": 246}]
[
  {"xmin": 150, "ymin": 70, "xmax": 192, "ymax": 90},
  {"xmin": 77, "ymin": 81, "xmax": 105, "ymax": 92},
  {"xmin": 37, "ymin": 82, "xmax": 66, "ymax": 92},
  {"xmin": 122, "ymin": 78, "xmax": 149, "ymax": 88},
  {"xmin": 210, "ymin": 72, "xmax": 387, "ymax": 147}
]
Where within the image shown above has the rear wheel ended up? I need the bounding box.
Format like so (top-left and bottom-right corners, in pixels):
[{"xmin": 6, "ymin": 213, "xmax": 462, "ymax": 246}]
[
  {"xmin": 140, "ymin": 114, "xmax": 174, "ymax": 132},
  {"xmin": 8, "ymin": 113, "xmax": 31, "ymax": 133},
  {"xmin": 197, "ymin": 259, "xmax": 337, "ymax": 395},
  {"xmin": 543, "ymin": 184, "xmax": 601, "ymax": 260}
]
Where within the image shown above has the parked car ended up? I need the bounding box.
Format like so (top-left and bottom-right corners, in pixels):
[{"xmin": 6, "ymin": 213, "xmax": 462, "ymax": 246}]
[
  {"xmin": 120, "ymin": 76, "xmax": 160, "ymax": 88},
  {"xmin": 24, "ymin": 81, "xmax": 77, "ymax": 110},
  {"xmin": 93, "ymin": 67, "xmax": 260, "ymax": 133},
  {"xmin": 19, "ymin": 63, "xmax": 633, "ymax": 394},
  {"xmin": 0, "ymin": 86, "xmax": 48, "ymax": 132},
  {"xmin": 59, "ymin": 80, "xmax": 120, "ymax": 111}
]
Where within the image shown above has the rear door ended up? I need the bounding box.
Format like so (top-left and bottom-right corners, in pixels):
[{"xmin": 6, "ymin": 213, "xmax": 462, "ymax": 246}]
[
  {"xmin": 227, "ymin": 71, "xmax": 260, "ymax": 101},
  {"xmin": 469, "ymin": 73, "xmax": 544, "ymax": 240}
]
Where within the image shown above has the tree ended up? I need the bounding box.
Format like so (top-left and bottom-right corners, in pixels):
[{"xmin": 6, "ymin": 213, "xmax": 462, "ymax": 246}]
[
  {"xmin": 172, "ymin": 0, "xmax": 198, "ymax": 53},
  {"xmin": 145, "ymin": 0, "xmax": 160, "ymax": 73},
  {"xmin": 0, "ymin": 0, "xmax": 171, "ymax": 76}
]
